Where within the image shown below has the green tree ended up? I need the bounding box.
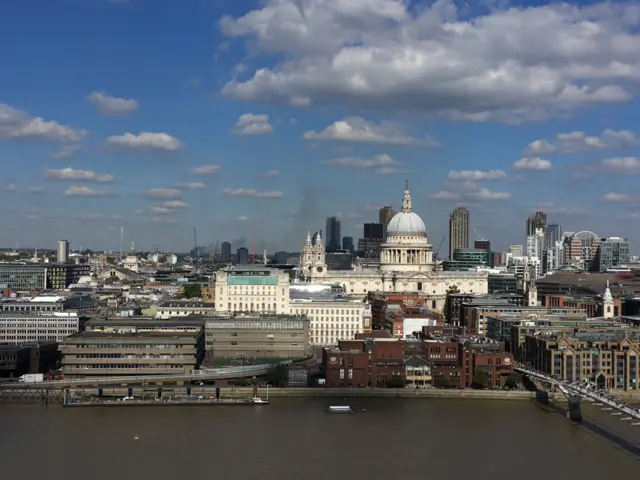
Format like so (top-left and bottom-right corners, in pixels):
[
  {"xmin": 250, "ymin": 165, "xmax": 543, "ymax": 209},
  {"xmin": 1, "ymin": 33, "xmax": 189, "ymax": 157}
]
[
  {"xmin": 505, "ymin": 373, "xmax": 521, "ymax": 390},
  {"xmin": 183, "ymin": 284, "xmax": 202, "ymax": 299},
  {"xmin": 386, "ymin": 378, "xmax": 406, "ymax": 388},
  {"xmin": 436, "ymin": 377, "xmax": 453, "ymax": 389},
  {"xmin": 443, "ymin": 285, "xmax": 460, "ymax": 323},
  {"xmin": 472, "ymin": 367, "xmax": 489, "ymax": 389}
]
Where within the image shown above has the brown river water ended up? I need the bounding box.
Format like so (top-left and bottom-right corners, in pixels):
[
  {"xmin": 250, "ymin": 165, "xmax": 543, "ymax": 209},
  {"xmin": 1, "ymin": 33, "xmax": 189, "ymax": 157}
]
[{"xmin": 1, "ymin": 397, "xmax": 638, "ymax": 480}]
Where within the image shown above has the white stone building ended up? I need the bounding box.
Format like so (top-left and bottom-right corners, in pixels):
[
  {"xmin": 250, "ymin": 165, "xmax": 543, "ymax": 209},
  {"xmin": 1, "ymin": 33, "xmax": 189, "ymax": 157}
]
[
  {"xmin": 215, "ymin": 266, "xmax": 291, "ymax": 314},
  {"xmin": 0, "ymin": 311, "xmax": 83, "ymax": 345},
  {"xmin": 299, "ymin": 183, "xmax": 488, "ymax": 308}
]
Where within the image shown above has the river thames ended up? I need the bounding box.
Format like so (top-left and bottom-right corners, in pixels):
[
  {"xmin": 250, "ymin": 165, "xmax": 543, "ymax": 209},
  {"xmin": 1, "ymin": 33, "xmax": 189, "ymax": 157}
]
[{"xmin": 1, "ymin": 397, "xmax": 638, "ymax": 479}]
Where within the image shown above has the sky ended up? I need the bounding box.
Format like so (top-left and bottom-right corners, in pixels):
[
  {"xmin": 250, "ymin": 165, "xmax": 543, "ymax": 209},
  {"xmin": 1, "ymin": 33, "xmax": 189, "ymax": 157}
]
[{"xmin": 2, "ymin": 0, "xmax": 640, "ymax": 254}]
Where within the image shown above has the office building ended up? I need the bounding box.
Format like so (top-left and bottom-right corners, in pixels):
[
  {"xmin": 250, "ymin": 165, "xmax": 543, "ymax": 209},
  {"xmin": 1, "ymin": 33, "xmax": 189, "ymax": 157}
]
[
  {"xmin": 0, "ymin": 263, "xmax": 90, "ymax": 292},
  {"xmin": 526, "ymin": 211, "xmax": 547, "ymax": 239},
  {"xmin": 526, "ymin": 228, "xmax": 545, "ymax": 258},
  {"xmin": 363, "ymin": 223, "xmax": 384, "ymax": 239},
  {"xmin": 215, "ymin": 266, "xmax": 291, "ymax": 314},
  {"xmin": 61, "ymin": 317, "xmax": 205, "ymax": 378},
  {"xmin": 57, "ymin": 240, "xmax": 69, "ymax": 264},
  {"xmin": 545, "ymin": 224, "xmax": 562, "ymax": 249},
  {"xmin": 204, "ymin": 314, "xmax": 311, "ymax": 360},
  {"xmin": 379, "ymin": 206, "xmax": 395, "ymax": 238},
  {"xmin": 474, "ymin": 239, "xmax": 491, "ymax": 251},
  {"xmin": 0, "ymin": 311, "xmax": 87, "ymax": 345},
  {"xmin": 221, "ymin": 242, "xmax": 231, "ymax": 263},
  {"xmin": 342, "ymin": 236, "xmax": 354, "ymax": 252},
  {"xmin": 597, "ymin": 237, "xmax": 631, "ymax": 272},
  {"xmin": 236, "ymin": 247, "xmax": 249, "ymax": 265},
  {"xmin": 509, "ymin": 244, "xmax": 523, "ymax": 257},
  {"xmin": 449, "ymin": 207, "xmax": 469, "ymax": 260},
  {"xmin": 325, "ymin": 216, "xmax": 342, "ymax": 252}
]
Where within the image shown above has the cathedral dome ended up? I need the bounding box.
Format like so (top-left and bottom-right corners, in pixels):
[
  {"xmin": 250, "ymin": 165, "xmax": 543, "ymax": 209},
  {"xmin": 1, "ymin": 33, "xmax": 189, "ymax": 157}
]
[{"xmin": 386, "ymin": 212, "xmax": 426, "ymax": 236}]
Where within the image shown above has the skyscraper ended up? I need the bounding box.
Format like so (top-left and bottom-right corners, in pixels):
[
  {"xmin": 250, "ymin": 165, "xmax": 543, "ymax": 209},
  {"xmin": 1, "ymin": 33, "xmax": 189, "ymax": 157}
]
[
  {"xmin": 221, "ymin": 242, "xmax": 231, "ymax": 263},
  {"xmin": 545, "ymin": 223, "xmax": 562, "ymax": 249},
  {"xmin": 448, "ymin": 208, "xmax": 469, "ymax": 260},
  {"xmin": 527, "ymin": 211, "xmax": 547, "ymax": 239},
  {"xmin": 379, "ymin": 206, "xmax": 395, "ymax": 238},
  {"xmin": 325, "ymin": 216, "xmax": 342, "ymax": 252},
  {"xmin": 236, "ymin": 247, "xmax": 249, "ymax": 265},
  {"xmin": 342, "ymin": 236, "xmax": 354, "ymax": 252},
  {"xmin": 57, "ymin": 239, "xmax": 69, "ymax": 264}
]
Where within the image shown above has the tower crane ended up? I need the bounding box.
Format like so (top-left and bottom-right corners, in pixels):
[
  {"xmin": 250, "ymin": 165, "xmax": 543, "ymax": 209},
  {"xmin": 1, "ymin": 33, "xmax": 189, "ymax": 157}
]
[
  {"xmin": 193, "ymin": 226, "xmax": 199, "ymax": 267},
  {"xmin": 434, "ymin": 235, "xmax": 445, "ymax": 260}
]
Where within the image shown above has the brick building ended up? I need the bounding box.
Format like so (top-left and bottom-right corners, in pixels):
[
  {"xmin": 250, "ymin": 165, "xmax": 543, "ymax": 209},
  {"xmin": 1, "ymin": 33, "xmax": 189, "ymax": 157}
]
[
  {"xmin": 322, "ymin": 332, "xmax": 404, "ymax": 387},
  {"xmin": 543, "ymin": 294, "xmax": 622, "ymax": 318}
]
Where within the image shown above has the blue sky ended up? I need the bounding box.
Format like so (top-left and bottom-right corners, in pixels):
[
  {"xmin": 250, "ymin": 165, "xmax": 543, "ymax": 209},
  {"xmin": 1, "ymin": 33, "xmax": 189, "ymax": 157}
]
[{"xmin": 2, "ymin": 0, "xmax": 640, "ymax": 254}]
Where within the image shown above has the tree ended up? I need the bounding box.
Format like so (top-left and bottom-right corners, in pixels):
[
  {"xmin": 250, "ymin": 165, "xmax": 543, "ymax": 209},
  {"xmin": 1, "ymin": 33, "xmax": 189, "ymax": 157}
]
[
  {"xmin": 436, "ymin": 377, "xmax": 454, "ymax": 389},
  {"xmin": 183, "ymin": 284, "xmax": 202, "ymax": 299},
  {"xmin": 472, "ymin": 367, "xmax": 489, "ymax": 389},
  {"xmin": 386, "ymin": 378, "xmax": 406, "ymax": 388},
  {"xmin": 443, "ymin": 285, "xmax": 460, "ymax": 323},
  {"xmin": 505, "ymin": 373, "xmax": 521, "ymax": 390}
]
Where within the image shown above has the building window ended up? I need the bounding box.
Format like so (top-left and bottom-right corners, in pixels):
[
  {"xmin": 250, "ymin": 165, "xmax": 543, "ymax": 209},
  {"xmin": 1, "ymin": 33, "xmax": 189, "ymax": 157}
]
[
  {"xmin": 432, "ymin": 300, "xmax": 436, "ymax": 309},
  {"xmin": 417, "ymin": 282, "xmax": 423, "ymax": 291}
]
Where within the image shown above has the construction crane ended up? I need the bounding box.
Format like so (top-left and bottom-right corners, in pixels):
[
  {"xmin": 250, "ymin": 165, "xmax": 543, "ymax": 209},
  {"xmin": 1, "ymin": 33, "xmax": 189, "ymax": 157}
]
[{"xmin": 193, "ymin": 226, "xmax": 199, "ymax": 266}]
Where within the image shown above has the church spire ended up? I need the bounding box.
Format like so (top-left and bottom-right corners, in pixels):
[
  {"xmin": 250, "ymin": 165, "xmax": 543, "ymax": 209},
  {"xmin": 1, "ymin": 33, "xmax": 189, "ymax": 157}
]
[
  {"xmin": 315, "ymin": 230, "xmax": 322, "ymax": 246},
  {"xmin": 401, "ymin": 181, "xmax": 412, "ymax": 213},
  {"xmin": 603, "ymin": 279, "xmax": 613, "ymax": 303},
  {"xmin": 306, "ymin": 231, "xmax": 312, "ymax": 245}
]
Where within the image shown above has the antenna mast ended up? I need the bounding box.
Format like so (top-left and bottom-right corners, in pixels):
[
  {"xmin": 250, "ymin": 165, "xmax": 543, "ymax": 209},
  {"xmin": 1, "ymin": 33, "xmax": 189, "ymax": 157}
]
[
  {"xmin": 251, "ymin": 220, "xmax": 255, "ymax": 264},
  {"xmin": 120, "ymin": 226, "xmax": 124, "ymax": 259}
]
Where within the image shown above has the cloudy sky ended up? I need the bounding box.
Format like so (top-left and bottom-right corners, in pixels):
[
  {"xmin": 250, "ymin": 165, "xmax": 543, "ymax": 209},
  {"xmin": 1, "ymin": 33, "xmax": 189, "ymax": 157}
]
[{"xmin": 2, "ymin": 0, "xmax": 640, "ymax": 253}]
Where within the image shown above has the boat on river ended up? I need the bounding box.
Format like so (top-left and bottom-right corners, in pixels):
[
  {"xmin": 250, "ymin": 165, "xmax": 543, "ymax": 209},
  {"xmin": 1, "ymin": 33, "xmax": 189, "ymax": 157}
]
[{"xmin": 328, "ymin": 405, "xmax": 353, "ymax": 413}]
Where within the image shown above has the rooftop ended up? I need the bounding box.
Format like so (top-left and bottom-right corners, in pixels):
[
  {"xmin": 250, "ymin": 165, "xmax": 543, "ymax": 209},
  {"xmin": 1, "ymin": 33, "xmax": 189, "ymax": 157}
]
[
  {"xmin": 86, "ymin": 317, "xmax": 206, "ymax": 327},
  {"xmin": 66, "ymin": 330, "xmax": 200, "ymax": 340},
  {"xmin": 158, "ymin": 300, "xmax": 216, "ymax": 308}
]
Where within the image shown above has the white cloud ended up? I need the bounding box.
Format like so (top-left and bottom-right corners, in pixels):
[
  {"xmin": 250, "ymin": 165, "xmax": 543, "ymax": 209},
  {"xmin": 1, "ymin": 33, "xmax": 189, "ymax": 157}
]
[
  {"xmin": 447, "ymin": 169, "xmax": 507, "ymax": 181},
  {"xmin": 176, "ymin": 182, "xmax": 207, "ymax": 190},
  {"xmin": 51, "ymin": 144, "xmax": 82, "ymax": 159},
  {"xmin": 107, "ymin": 132, "xmax": 182, "ymax": 151},
  {"xmin": 524, "ymin": 129, "xmax": 640, "ymax": 155},
  {"xmin": 601, "ymin": 157, "xmax": 640, "ymax": 173},
  {"xmin": 0, "ymin": 103, "xmax": 86, "ymax": 143},
  {"xmin": 46, "ymin": 168, "xmax": 115, "ymax": 183},
  {"xmin": 88, "ymin": 92, "xmax": 138, "ymax": 116},
  {"xmin": 431, "ymin": 191, "xmax": 459, "ymax": 200},
  {"xmin": 323, "ymin": 153, "xmax": 403, "ymax": 174},
  {"xmin": 190, "ymin": 164, "xmax": 220, "ymax": 175},
  {"xmin": 222, "ymin": 188, "xmax": 284, "ymax": 198},
  {"xmin": 142, "ymin": 188, "xmax": 181, "ymax": 199},
  {"xmin": 237, "ymin": 215, "xmax": 249, "ymax": 221},
  {"xmin": 146, "ymin": 217, "xmax": 178, "ymax": 223},
  {"xmin": 64, "ymin": 186, "xmax": 111, "ymax": 197},
  {"xmin": 220, "ymin": 1, "xmax": 638, "ymax": 123},
  {"xmin": 513, "ymin": 157, "xmax": 552, "ymax": 171},
  {"xmin": 303, "ymin": 117, "xmax": 438, "ymax": 146},
  {"xmin": 162, "ymin": 200, "xmax": 189, "ymax": 209},
  {"xmin": 136, "ymin": 206, "xmax": 174, "ymax": 215},
  {"xmin": 262, "ymin": 169, "xmax": 280, "ymax": 177},
  {"xmin": 232, "ymin": 113, "xmax": 274, "ymax": 135},
  {"xmin": 431, "ymin": 180, "xmax": 510, "ymax": 201},
  {"xmin": 27, "ymin": 186, "xmax": 42, "ymax": 194},
  {"xmin": 602, "ymin": 192, "xmax": 631, "ymax": 202},
  {"xmin": 467, "ymin": 188, "xmax": 511, "ymax": 201},
  {"xmin": 530, "ymin": 203, "xmax": 586, "ymax": 216}
]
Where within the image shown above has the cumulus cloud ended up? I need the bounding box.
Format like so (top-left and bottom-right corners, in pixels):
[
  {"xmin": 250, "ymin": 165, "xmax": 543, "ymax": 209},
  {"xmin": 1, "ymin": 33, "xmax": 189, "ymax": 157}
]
[
  {"xmin": 323, "ymin": 153, "xmax": 403, "ymax": 174},
  {"xmin": 190, "ymin": 164, "xmax": 220, "ymax": 175},
  {"xmin": 136, "ymin": 206, "xmax": 174, "ymax": 215},
  {"xmin": 222, "ymin": 188, "xmax": 284, "ymax": 198},
  {"xmin": 232, "ymin": 113, "xmax": 274, "ymax": 135},
  {"xmin": 88, "ymin": 92, "xmax": 138, "ymax": 116},
  {"xmin": 431, "ymin": 180, "xmax": 510, "ymax": 201},
  {"xmin": 513, "ymin": 157, "xmax": 552, "ymax": 171},
  {"xmin": 162, "ymin": 200, "xmax": 189, "ymax": 209},
  {"xmin": 46, "ymin": 168, "xmax": 115, "ymax": 183},
  {"xmin": 107, "ymin": 132, "xmax": 182, "ymax": 151},
  {"xmin": 524, "ymin": 129, "xmax": 640, "ymax": 155},
  {"xmin": 602, "ymin": 192, "xmax": 631, "ymax": 202},
  {"xmin": 64, "ymin": 186, "xmax": 111, "ymax": 197},
  {"xmin": 303, "ymin": 117, "xmax": 438, "ymax": 146},
  {"xmin": 176, "ymin": 182, "xmax": 207, "ymax": 190},
  {"xmin": 0, "ymin": 103, "xmax": 86, "ymax": 142},
  {"xmin": 262, "ymin": 169, "xmax": 280, "ymax": 177},
  {"xmin": 220, "ymin": 0, "xmax": 638, "ymax": 123},
  {"xmin": 237, "ymin": 215, "xmax": 249, "ymax": 221},
  {"xmin": 141, "ymin": 188, "xmax": 181, "ymax": 199},
  {"xmin": 601, "ymin": 157, "xmax": 640, "ymax": 173},
  {"xmin": 447, "ymin": 170, "xmax": 507, "ymax": 181}
]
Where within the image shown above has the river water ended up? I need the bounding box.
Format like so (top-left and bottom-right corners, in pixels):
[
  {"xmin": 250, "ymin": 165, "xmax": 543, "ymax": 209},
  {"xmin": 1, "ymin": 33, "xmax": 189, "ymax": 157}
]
[{"xmin": 1, "ymin": 397, "xmax": 638, "ymax": 479}]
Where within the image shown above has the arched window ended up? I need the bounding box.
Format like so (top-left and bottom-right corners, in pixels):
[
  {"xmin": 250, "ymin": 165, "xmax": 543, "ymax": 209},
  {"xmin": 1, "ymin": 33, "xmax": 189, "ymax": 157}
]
[{"xmin": 432, "ymin": 300, "xmax": 436, "ymax": 309}]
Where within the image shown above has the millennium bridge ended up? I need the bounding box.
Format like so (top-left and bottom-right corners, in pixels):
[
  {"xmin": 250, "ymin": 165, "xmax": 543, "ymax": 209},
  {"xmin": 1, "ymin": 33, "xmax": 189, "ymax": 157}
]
[{"xmin": 515, "ymin": 364, "xmax": 640, "ymax": 425}]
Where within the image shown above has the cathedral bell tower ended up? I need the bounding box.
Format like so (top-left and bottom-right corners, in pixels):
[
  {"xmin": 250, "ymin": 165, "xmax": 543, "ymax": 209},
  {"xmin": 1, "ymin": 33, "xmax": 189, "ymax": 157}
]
[
  {"xmin": 300, "ymin": 230, "xmax": 327, "ymax": 280},
  {"xmin": 603, "ymin": 280, "xmax": 614, "ymax": 319}
]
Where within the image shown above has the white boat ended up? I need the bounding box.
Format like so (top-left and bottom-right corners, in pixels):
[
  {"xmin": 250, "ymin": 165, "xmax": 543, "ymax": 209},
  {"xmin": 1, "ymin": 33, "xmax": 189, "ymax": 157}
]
[
  {"xmin": 252, "ymin": 397, "xmax": 269, "ymax": 404},
  {"xmin": 328, "ymin": 405, "xmax": 353, "ymax": 413}
]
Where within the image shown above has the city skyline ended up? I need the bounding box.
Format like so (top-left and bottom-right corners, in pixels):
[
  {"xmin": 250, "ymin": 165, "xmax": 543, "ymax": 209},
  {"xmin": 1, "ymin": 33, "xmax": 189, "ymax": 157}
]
[{"xmin": 2, "ymin": 0, "xmax": 640, "ymax": 252}]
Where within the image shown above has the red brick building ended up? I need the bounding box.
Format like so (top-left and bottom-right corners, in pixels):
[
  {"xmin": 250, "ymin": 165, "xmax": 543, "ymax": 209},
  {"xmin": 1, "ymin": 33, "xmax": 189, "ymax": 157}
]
[
  {"xmin": 461, "ymin": 349, "xmax": 514, "ymax": 388},
  {"xmin": 543, "ymin": 294, "xmax": 622, "ymax": 318},
  {"xmin": 322, "ymin": 332, "xmax": 405, "ymax": 388}
]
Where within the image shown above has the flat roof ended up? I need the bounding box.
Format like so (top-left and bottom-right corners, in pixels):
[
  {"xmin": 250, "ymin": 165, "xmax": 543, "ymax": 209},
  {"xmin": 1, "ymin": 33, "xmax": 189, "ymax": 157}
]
[
  {"xmin": 157, "ymin": 300, "xmax": 215, "ymax": 308},
  {"xmin": 86, "ymin": 317, "xmax": 206, "ymax": 327},
  {"xmin": 67, "ymin": 330, "xmax": 200, "ymax": 340}
]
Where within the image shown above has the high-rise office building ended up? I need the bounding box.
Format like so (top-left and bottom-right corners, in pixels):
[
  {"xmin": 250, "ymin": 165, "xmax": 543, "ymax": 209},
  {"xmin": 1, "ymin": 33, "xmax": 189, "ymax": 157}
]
[
  {"xmin": 448, "ymin": 208, "xmax": 469, "ymax": 260},
  {"xmin": 474, "ymin": 239, "xmax": 491, "ymax": 251},
  {"xmin": 378, "ymin": 206, "xmax": 395, "ymax": 238},
  {"xmin": 236, "ymin": 247, "xmax": 249, "ymax": 265},
  {"xmin": 509, "ymin": 244, "xmax": 523, "ymax": 257},
  {"xmin": 526, "ymin": 228, "xmax": 545, "ymax": 258},
  {"xmin": 342, "ymin": 236, "xmax": 354, "ymax": 252},
  {"xmin": 597, "ymin": 237, "xmax": 630, "ymax": 272},
  {"xmin": 363, "ymin": 223, "xmax": 384, "ymax": 239},
  {"xmin": 526, "ymin": 211, "xmax": 547, "ymax": 239},
  {"xmin": 545, "ymin": 223, "xmax": 562, "ymax": 249},
  {"xmin": 57, "ymin": 240, "xmax": 69, "ymax": 264},
  {"xmin": 325, "ymin": 216, "xmax": 342, "ymax": 252},
  {"xmin": 221, "ymin": 242, "xmax": 231, "ymax": 263}
]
